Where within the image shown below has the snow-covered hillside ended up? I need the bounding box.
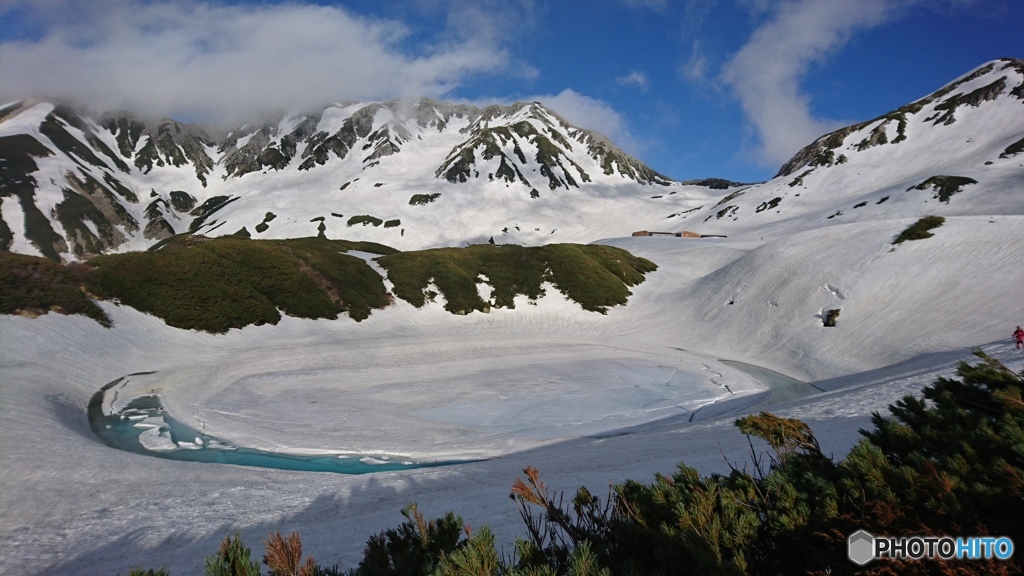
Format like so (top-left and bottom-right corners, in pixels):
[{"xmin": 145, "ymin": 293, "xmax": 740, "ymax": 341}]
[
  {"xmin": 0, "ymin": 97, "xmax": 728, "ymax": 260},
  {"xmin": 681, "ymin": 58, "xmax": 1024, "ymax": 237},
  {"xmin": 1, "ymin": 58, "xmax": 1023, "ymax": 575},
  {"xmin": 1, "ymin": 225, "xmax": 1022, "ymax": 574},
  {"xmin": 601, "ymin": 217, "xmax": 1024, "ymax": 381},
  {"xmin": 2, "ymin": 59, "xmax": 1021, "ymax": 261}
]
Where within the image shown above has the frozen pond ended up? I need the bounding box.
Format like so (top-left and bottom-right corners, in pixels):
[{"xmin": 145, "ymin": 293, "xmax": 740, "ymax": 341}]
[
  {"xmin": 83, "ymin": 339, "xmax": 761, "ymax": 469},
  {"xmin": 88, "ymin": 375, "xmax": 461, "ymax": 474}
]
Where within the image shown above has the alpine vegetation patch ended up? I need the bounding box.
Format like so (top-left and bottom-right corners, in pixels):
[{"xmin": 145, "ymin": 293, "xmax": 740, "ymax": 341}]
[
  {"xmin": 347, "ymin": 215, "xmax": 384, "ymax": 227},
  {"xmin": 908, "ymin": 175, "xmax": 977, "ymax": 203},
  {"xmin": 409, "ymin": 193, "xmax": 441, "ymax": 205},
  {"xmin": 0, "ymin": 252, "xmax": 111, "ymax": 326},
  {"xmin": 377, "ymin": 243, "xmax": 657, "ymax": 315},
  {"xmin": 1, "ymin": 237, "xmax": 658, "ymax": 329},
  {"xmin": 1000, "ymin": 136, "xmax": 1024, "ymax": 158},
  {"xmin": 254, "ymin": 211, "xmax": 277, "ymax": 233},
  {"xmin": 84, "ymin": 236, "xmax": 395, "ymax": 331},
  {"xmin": 893, "ymin": 215, "xmax": 945, "ymax": 244}
]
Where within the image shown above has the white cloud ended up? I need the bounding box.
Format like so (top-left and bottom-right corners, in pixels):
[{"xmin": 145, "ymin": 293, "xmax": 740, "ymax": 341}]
[
  {"xmin": 456, "ymin": 88, "xmax": 641, "ymax": 154},
  {"xmin": 617, "ymin": 0, "xmax": 669, "ymax": 10},
  {"xmin": 616, "ymin": 71, "xmax": 650, "ymax": 90},
  {"xmin": 0, "ymin": 0, "xmax": 509, "ymax": 122},
  {"xmin": 531, "ymin": 89, "xmax": 643, "ymax": 155},
  {"xmin": 680, "ymin": 40, "xmax": 708, "ymax": 82},
  {"xmin": 720, "ymin": 0, "xmax": 899, "ymax": 167}
]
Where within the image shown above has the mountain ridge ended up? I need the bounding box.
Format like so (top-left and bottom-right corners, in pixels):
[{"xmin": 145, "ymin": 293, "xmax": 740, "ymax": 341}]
[
  {"xmin": 0, "ymin": 96, "xmax": 705, "ymax": 260},
  {"xmin": 1, "ymin": 58, "xmax": 1022, "ymax": 261},
  {"xmin": 675, "ymin": 57, "xmax": 1024, "ymax": 238}
]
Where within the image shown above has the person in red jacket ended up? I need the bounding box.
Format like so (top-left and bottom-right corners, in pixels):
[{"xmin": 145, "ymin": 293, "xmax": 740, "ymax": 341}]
[{"xmin": 1015, "ymin": 326, "xmax": 1024, "ymax": 349}]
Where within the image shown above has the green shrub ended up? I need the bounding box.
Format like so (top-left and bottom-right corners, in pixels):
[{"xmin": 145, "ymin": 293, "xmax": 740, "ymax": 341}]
[
  {"xmin": 409, "ymin": 193, "xmax": 441, "ymax": 206},
  {"xmin": 0, "ymin": 252, "xmax": 110, "ymax": 326},
  {"xmin": 204, "ymin": 533, "xmax": 260, "ymax": 576},
  {"xmin": 126, "ymin": 568, "xmax": 171, "ymax": 576},
  {"xmin": 377, "ymin": 243, "xmax": 657, "ymax": 315},
  {"xmin": 908, "ymin": 175, "xmax": 977, "ymax": 203},
  {"xmin": 347, "ymin": 215, "xmax": 383, "ymax": 227},
  {"xmin": 7, "ymin": 237, "xmax": 653, "ymax": 330},
  {"xmin": 496, "ymin": 352, "xmax": 1024, "ymax": 575},
  {"xmin": 85, "ymin": 236, "xmax": 393, "ymax": 332},
  {"xmin": 846, "ymin": 353, "xmax": 1024, "ymax": 550},
  {"xmin": 433, "ymin": 526, "xmax": 503, "ymax": 576},
  {"xmin": 893, "ymin": 215, "xmax": 945, "ymax": 244},
  {"xmin": 355, "ymin": 503, "xmax": 466, "ymax": 576}
]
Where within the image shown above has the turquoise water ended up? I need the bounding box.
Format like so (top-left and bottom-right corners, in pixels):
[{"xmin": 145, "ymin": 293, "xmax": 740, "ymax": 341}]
[
  {"xmin": 719, "ymin": 360, "xmax": 823, "ymax": 405},
  {"xmin": 686, "ymin": 360, "xmax": 823, "ymax": 422},
  {"xmin": 88, "ymin": 378, "xmax": 463, "ymax": 474}
]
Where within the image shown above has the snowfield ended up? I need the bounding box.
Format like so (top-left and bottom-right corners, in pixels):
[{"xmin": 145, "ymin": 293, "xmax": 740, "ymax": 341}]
[
  {"xmin": 2, "ymin": 222, "xmax": 1022, "ymax": 575},
  {"xmin": 1, "ymin": 59, "xmax": 1023, "ymax": 574}
]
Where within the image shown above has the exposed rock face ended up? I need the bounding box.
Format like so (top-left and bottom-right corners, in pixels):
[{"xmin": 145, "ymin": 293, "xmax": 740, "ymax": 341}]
[
  {"xmin": 1, "ymin": 58, "xmax": 1021, "ymax": 260},
  {"xmin": 776, "ymin": 59, "xmax": 1024, "ymax": 178},
  {"xmin": 0, "ymin": 96, "xmax": 672, "ymax": 259}
]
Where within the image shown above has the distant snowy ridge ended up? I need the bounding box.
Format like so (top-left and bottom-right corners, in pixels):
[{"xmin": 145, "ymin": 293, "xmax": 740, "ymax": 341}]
[
  {"xmin": 2, "ymin": 60, "xmax": 1024, "ymax": 576},
  {"xmin": 681, "ymin": 58, "xmax": 1024, "ymax": 237},
  {"xmin": 0, "ymin": 58, "xmax": 1022, "ymax": 262},
  {"xmin": 0, "ymin": 97, "xmax": 702, "ymax": 261}
]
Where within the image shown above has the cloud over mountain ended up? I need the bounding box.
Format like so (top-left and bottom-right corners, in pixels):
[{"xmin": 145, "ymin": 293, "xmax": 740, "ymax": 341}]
[
  {"xmin": 0, "ymin": 0, "xmax": 508, "ymax": 122},
  {"xmin": 531, "ymin": 89, "xmax": 643, "ymax": 155},
  {"xmin": 720, "ymin": 0, "xmax": 895, "ymax": 166}
]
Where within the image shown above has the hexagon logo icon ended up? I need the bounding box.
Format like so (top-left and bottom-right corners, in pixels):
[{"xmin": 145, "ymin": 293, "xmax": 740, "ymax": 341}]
[{"xmin": 848, "ymin": 530, "xmax": 875, "ymax": 565}]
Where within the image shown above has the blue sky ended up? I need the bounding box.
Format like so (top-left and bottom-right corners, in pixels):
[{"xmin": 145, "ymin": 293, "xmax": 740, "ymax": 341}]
[{"xmin": 1, "ymin": 0, "xmax": 1021, "ymax": 182}]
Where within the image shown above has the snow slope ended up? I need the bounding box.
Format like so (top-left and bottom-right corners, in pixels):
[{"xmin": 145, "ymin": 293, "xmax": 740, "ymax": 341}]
[
  {"xmin": 603, "ymin": 216, "xmax": 1024, "ymax": 381},
  {"xmin": 1, "ymin": 59, "xmax": 1023, "ymax": 575},
  {"xmin": 678, "ymin": 58, "xmax": 1024, "ymax": 238},
  {"xmin": 0, "ymin": 98, "xmax": 719, "ymax": 260},
  {"xmin": 2, "ymin": 217, "xmax": 1022, "ymax": 574},
  {"xmin": 2, "ymin": 60, "xmax": 1020, "ymax": 262}
]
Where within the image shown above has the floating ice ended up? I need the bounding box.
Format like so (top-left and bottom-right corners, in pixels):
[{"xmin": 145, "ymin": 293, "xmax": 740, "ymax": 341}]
[{"xmin": 137, "ymin": 427, "xmax": 177, "ymax": 452}]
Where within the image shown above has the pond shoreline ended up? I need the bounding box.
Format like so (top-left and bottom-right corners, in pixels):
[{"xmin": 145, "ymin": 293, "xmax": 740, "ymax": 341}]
[
  {"xmin": 87, "ymin": 373, "xmax": 470, "ymax": 474},
  {"xmin": 687, "ymin": 360, "xmax": 823, "ymax": 422},
  {"xmin": 86, "ymin": 356, "xmax": 821, "ymax": 474}
]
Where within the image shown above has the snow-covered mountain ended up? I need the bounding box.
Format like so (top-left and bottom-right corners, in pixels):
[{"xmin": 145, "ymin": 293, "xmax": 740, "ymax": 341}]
[
  {"xmin": 2, "ymin": 59, "xmax": 1024, "ymax": 576},
  {"xmin": 680, "ymin": 58, "xmax": 1024, "ymax": 236},
  {"xmin": 0, "ymin": 97, "xmax": 724, "ymax": 260},
  {"xmin": 2, "ymin": 58, "xmax": 1021, "ymax": 262}
]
